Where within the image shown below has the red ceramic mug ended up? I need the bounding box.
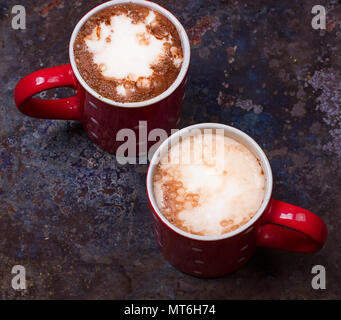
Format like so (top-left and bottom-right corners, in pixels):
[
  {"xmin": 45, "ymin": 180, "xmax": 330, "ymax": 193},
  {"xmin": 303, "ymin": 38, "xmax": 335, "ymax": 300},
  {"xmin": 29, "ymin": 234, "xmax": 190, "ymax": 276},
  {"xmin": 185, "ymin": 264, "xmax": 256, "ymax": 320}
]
[
  {"xmin": 146, "ymin": 123, "xmax": 328, "ymax": 278},
  {"xmin": 14, "ymin": 0, "xmax": 190, "ymax": 157}
]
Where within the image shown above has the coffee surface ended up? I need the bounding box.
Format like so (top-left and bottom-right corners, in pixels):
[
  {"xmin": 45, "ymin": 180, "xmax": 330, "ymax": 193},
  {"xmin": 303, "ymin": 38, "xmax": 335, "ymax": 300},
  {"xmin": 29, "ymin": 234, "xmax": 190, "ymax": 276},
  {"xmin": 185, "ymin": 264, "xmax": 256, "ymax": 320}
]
[
  {"xmin": 153, "ymin": 131, "xmax": 266, "ymax": 236},
  {"xmin": 74, "ymin": 4, "xmax": 183, "ymax": 103}
]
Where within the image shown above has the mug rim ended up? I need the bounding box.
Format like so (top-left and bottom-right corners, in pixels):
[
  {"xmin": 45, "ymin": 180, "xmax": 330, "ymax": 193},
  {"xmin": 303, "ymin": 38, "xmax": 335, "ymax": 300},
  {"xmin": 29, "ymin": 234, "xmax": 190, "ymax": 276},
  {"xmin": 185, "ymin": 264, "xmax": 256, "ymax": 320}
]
[
  {"xmin": 68, "ymin": 0, "xmax": 190, "ymax": 108},
  {"xmin": 146, "ymin": 123, "xmax": 274, "ymax": 241}
]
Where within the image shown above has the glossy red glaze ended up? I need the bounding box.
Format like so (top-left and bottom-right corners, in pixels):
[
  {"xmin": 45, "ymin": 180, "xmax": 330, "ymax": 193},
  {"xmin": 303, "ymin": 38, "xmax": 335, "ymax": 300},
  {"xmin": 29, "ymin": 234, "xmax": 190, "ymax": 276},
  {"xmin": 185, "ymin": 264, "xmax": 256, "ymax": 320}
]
[
  {"xmin": 14, "ymin": 64, "xmax": 84, "ymax": 120},
  {"xmin": 257, "ymin": 199, "xmax": 328, "ymax": 252},
  {"xmin": 146, "ymin": 122, "xmax": 328, "ymax": 280},
  {"xmin": 81, "ymin": 75, "xmax": 186, "ymax": 155},
  {"xmin": 148, "ymin": 201, "xmax": 260, "ymax": 278},
  {"xmin": 14, "ymin": 64, "xmax": 187, "ymax": 155},
  {"xmin": 13, "ymin": 0, "xmax": 190, "ymax": 156},
  {"xmin": 147, "ymin": 197, "xmax": 327, "ymax": 278}
]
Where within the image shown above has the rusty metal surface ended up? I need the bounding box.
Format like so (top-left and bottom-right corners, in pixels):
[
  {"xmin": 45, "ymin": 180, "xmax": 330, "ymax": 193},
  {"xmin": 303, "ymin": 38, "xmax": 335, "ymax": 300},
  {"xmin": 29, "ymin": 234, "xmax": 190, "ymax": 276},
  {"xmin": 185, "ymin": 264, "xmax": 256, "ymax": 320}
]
[{"xmin": 0, "ymin": 0, "xmax": 340, "ymax": 299}]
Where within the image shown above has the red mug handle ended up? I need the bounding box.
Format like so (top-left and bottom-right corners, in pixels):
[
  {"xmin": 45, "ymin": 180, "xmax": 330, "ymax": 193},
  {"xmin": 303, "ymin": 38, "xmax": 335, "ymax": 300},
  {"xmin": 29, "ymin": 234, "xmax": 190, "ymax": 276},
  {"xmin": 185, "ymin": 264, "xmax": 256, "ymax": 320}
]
[
  {"xmin": 256, "ymin": 199, "xmax": 327, "ymax": 252},
  {"xmin": 14, "ymin": 64, "xmax": 82, "ymax": 120}
]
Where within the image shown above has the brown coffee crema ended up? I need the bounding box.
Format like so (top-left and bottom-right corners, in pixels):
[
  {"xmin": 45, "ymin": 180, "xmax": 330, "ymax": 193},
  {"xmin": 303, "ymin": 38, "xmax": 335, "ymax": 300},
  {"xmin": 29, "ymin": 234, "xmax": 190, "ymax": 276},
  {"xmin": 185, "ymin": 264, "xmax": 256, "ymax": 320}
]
[{"xmin": 73, "ymin": 4, "xmax": 184, "ymax": 103}]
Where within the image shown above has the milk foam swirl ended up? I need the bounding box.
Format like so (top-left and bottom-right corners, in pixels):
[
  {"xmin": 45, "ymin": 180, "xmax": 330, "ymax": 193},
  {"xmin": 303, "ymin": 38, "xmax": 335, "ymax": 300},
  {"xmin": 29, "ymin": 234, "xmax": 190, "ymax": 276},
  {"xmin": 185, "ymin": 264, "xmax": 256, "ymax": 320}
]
[
  {"xmin": 153, "ymin": 131, "xmax": 266, "ymax": 236},
  {"xmin": 74, "ymin": 4, "xmax": 184, "ymax": 102},
  {"xmin": 85, "ymin": 12, "xmax": 168, "ymax": 82}
]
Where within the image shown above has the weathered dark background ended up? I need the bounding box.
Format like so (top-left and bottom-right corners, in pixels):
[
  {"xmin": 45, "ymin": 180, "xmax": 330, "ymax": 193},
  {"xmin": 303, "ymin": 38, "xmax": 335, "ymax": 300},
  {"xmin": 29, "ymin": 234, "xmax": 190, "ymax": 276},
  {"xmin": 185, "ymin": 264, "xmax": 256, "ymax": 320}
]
[{"xmin": 0, "ymin": 0, "xmax": 340, "ymax": 299}]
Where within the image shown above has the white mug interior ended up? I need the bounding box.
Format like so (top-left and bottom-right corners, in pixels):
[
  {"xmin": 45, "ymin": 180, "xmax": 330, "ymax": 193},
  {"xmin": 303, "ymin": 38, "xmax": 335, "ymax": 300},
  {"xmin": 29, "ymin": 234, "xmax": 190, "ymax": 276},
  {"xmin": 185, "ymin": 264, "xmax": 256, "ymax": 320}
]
[
  {"xmin": 68, "ymin": 0, "xmax": 190, "ymax": 108},
  {"xmin": 147, "ymin": 123, "xmax": 274, "ymax": 241}
]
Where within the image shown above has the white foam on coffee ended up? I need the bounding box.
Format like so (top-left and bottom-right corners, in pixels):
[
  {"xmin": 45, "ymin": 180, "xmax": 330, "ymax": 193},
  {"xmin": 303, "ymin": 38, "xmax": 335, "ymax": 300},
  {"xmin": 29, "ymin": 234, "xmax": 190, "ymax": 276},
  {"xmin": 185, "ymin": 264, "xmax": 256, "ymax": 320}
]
[
  {"xmin": 146, "ymin": 10, "xmax": 156, "ymax": 24},
  {"xmin": 85, "ymin": 10, "xmax": 173, "ymax": 83},
  {"xmin": 154, "ymin": 132, "xmax": 266, "ymax": 236},
  {"xmin": 116, "ymin": 84, "xmax": 126, "ymax": 96}
]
